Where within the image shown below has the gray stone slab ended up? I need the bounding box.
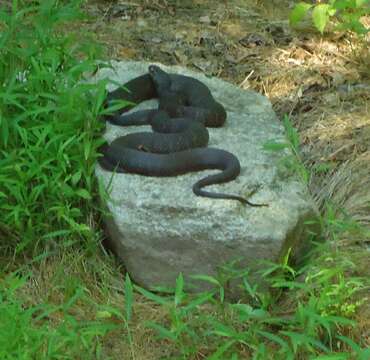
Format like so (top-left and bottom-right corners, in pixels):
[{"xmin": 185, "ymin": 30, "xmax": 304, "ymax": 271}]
[{"xmin": 94, "ymin": 60, "xmax": 319, "ymax": 292}]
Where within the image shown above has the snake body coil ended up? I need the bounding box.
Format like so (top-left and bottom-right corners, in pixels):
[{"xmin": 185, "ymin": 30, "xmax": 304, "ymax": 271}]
[{"xmin": 99, "ymin": 65, "xmax": 266, "ymax": 206}]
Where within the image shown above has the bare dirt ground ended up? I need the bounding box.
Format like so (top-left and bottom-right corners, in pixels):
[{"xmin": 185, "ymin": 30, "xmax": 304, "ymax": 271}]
[{"xmin": 17, "ymin": 1, "xmax": 369, "ymax": 358}]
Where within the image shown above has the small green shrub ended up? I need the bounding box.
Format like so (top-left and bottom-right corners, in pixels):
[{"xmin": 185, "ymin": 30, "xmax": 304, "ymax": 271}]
[
  {"xmin": 263, "ymin": 115, "xmax": 310, "ymax": 184},
  {"xmin": 290, "ymin": 0, "xmax": 370, "ymax": 34}
]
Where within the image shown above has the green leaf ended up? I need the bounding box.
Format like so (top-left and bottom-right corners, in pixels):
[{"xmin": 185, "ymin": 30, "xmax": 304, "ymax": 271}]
[
  {"xmin": 95, "ymin": 305, "xmax": 125, "ymax": 320},
  {"xmin": 182, "ymin": 292, "xmax": 215, "ymax": 312},
  {"xmin": 219, "ymin": 286, "xmax": 225, "ymax": 303},
  {"xmin": 281, "ymin": 330, "xmax": 330, "ymax": 353},
  {"xmin": 289, "ymin": 2, "xmax": 313, "ymax": 25},
  {"xmin": 95, "ymin": 310, "xmax": 113, "ymax": 319},
  {"xmin": 0, "ymin": 191, "xmax": 8, "ymax": 199},
  {"xmin": 0, "ymin": 114, "xmax": 9, "ymax": 147},
  {"xmin": 283, "ymin": 115, "xmax": 300, "ymax": 151},
  {"xmin": 325, "ymin": 315, "xmax": 355, "ymax": 326},
  {"xmin": 312, "ymin": 4, "xmax": 331, "ymax": 33},
  {"xmin": 174, "ymin": 273, "xmax": 184, "ymax": 307},
  {"xmin": 134, "ymin": 285, "xmax": 170, "ymax": 306},
  {"xmin": 145, "ymin": 321, "xmax": 177, "ymax": 341},
  {"xmin": 263, "ymin": 141, "xmax": 290, "ymax": 152},
  {"xmin": 210, "ymin": 322, "xmax": 237, "ymax": 338},
  {"xmin": 124, "ymin": 273, "xmax": 134, "ymax": 322},
  {"xmin": 190, "ymin": 274, "xmax": 221, "ymax": 286},
  {"xmin": 207, "ymin": 340, "xmax": 236, "ymax": 360},
  {"xmin": 356, "ymin": 0, "xmax": 370, "ymax": 6},
  {"xmin": 314, "ymin": 354, "xmax": 349, "ymax": 360},
  {"xmin": 332, "ymin": 0, "xmax": 351, "ymax": 10},
  {"xmin": 359, "ymin": 349, "xmax": 370, "ymax": 360},
  {"xmin": 100, "ymin": 99, "xmax": 134, "ymax": 115},
  {"xmin": 75, "ymin": 188, "xmax": 91, "ymax": 200},
  {"xmin": 84, "ymin": 140, "xmax": 91, "ymax": 160},
  {"xmin": 71, "ymin": 171, "xmax": 82, "ymax": 185},
  {"xmin": 336, "ymin": 335, "xmax": 361, "ymax": 352},
  {"xmin": 257, "ymin": 330, "xmax": 290, "ymax": 352}
]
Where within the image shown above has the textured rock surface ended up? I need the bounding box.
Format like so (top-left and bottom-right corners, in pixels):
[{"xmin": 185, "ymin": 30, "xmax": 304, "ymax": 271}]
[{"xmin": 95, "ymin": 60, "xmax": 319, "ymax": 292}]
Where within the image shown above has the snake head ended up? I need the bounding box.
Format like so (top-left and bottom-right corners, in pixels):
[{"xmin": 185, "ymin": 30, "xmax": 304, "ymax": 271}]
[
  {"xmin": 148, "ymin": 65, "xmax": 159, "ymax": 74},
  {"xmin": 148, "ymin": 65, "xmax": 171, "ymax": 93}
]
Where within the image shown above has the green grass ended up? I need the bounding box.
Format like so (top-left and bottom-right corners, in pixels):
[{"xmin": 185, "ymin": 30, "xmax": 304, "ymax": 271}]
[
  {"xmin": 0, "ymin": 271, "xmax": 119, "ymax": 360},
  {"xmin": 0, "ymin": 1, "xmax": 369, "ymax": 359},
  {"xmin": 0, "ymin": 0, "xmax": 106, "ymax": 254},
  {"xmin": 131, "ymin": 243, "xmax": 368, "ymax": 359},
  {"xmin": 1, "ymin": 240, "xmax": 368, "ymax": 359}
]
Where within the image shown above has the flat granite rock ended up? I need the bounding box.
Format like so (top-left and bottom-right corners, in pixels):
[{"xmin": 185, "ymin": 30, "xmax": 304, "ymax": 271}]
[{"xmin": 94, "ymin": 60, "xmax": 319, "ymax": 292}]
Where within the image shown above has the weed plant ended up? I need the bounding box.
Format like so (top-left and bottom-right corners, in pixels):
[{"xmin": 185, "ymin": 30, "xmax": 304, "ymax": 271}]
[
  {"xmin": 0, "ymin": 0, "xmax": 106, "ymax": 254},
  {"xmin": 290, "ymin": 0, "xmax": 370, "ymax": 34},
  {"xmin": 133, "ymin": 242, "xmax": 368, "ymax": 359}
]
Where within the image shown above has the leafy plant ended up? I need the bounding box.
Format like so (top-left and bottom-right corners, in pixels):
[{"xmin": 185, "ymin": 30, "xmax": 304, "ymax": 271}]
[
  {"xmin": 290, "ymin": 0, "xmax": 370, "ymax": 34},
  {"xmin": 0, "ymin": 0, "xmax": 107, "ymax": 253},
  {"xmin": 263, "ymin": 115, "xmax": 310, "ymax": 184}
]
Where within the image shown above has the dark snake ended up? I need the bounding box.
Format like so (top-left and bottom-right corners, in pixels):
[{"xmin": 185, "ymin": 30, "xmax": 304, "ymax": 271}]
[{"xmin": 99, "ymin": 65, "xmax": 266, "ymax": 206}]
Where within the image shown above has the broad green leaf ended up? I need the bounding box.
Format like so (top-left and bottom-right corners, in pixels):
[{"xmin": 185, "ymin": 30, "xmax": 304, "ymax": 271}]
[
  {"xmin": 312, "ymin": 4, "xmax": 331, "ymax": 33},
  {"xmin": 289, "ymin": 2, "xmax": 312, "ymax": 25}
]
